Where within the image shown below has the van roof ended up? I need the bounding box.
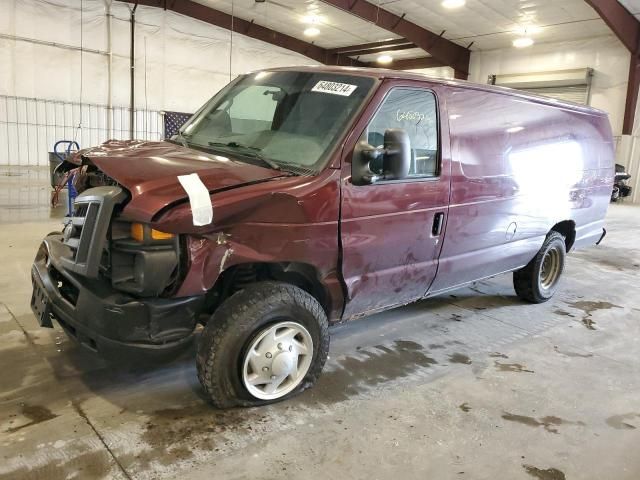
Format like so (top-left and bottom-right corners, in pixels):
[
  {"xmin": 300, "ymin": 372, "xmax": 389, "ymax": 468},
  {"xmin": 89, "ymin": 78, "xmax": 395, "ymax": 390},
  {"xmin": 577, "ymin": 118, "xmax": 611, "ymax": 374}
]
[{"xmin": 257, "ymin": 65, "xmax": 607, "ymax": 117}]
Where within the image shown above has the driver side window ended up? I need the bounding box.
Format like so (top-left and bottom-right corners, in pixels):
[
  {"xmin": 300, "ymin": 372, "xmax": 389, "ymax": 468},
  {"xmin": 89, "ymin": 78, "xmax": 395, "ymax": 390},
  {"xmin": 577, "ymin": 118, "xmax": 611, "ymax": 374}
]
[{"xmin": 365, "ymin": 88, "xmax": 439, "ymax": 178}]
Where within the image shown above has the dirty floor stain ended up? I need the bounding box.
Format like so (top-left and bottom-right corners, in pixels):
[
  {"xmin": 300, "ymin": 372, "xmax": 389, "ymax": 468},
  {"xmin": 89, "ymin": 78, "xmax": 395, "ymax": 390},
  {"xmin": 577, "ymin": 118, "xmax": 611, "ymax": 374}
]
[
  {"xmin": 449, "ymin": 353, "xmax": 472, "ymax": 365},
  {"xmin": 502, "ymin": 412, "xmax": 585, "ymax": 434},
  {"xmin": 118, "ymin": 404, "xmax": 268, "ymax": 473},
  {"xmin": 565, "ymin": 300, "xmax": 622, "ymax": 330},
  {"xmin": 6, "ymin": 403, "xmax": 57, "ymax": 433},
  {"xmin": 523, "ymin": 464, "xmax": 566, "ymax": 480},
  {"xmin": 489, "ymin": 352, "xmax": 508, "ymax": 359},
  {"xmin": 605, "ymin": 413, "xmax": 640, "ymax": 430},
  {"xmin": 459, "ymin": 402, "xmax": 471, "ymax": 413},
  {"xmin": 494, "ymin": 361, "xmax": 534, "ymax": 374},
  {"xmin": 4, "ymin": 449, "xmax": 114, "ymax": 480}
]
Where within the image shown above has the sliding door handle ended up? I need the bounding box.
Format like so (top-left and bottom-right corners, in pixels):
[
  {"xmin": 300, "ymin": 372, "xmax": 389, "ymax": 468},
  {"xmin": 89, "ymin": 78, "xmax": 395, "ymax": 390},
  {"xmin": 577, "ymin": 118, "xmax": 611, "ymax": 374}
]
[{"xmin": 432, "ymin": 212, "xmax": 445, "ymax": 236}]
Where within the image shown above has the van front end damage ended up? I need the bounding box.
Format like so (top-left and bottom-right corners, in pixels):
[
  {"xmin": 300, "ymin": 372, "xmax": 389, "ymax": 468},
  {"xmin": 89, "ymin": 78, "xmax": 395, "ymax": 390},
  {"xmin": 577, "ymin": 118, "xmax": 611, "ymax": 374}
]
[
  {"xmin": 30, "ymin": 185, "xmax": 204, "ymax": 359},
  {"xmin": 32, "ymin": 234, "xmax": 204, "ymax": 358}
]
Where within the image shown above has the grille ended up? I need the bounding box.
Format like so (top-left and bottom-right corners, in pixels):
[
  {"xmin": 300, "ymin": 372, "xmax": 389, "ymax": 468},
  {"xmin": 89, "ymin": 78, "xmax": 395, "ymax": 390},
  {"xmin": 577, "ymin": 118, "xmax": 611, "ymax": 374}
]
[
  {"xmin": 59, "ymin": 185, "xmax": 127, "ymax": 278},
  {"xmin": 65, "ymin": 201, "xmax": 101, "ymax": 264}
]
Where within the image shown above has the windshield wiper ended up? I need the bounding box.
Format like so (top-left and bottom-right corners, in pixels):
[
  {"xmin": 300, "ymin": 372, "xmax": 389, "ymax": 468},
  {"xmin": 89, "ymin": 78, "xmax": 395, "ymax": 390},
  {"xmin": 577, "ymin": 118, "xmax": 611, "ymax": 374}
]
[
  {"xmin": 175, "ymin": 130, "xmax": 191, "ymax": 148},
  {"xmin": 208, "ymin": 141, "xmax": 282, "ymax": 171}
]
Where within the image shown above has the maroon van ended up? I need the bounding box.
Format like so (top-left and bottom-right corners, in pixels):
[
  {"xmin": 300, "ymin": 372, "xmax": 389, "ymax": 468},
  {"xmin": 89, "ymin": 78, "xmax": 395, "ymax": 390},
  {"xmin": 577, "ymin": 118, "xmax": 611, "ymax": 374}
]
[{"xmin": 31, "ymin": 67, "xmax": 613, "ymax": 407}]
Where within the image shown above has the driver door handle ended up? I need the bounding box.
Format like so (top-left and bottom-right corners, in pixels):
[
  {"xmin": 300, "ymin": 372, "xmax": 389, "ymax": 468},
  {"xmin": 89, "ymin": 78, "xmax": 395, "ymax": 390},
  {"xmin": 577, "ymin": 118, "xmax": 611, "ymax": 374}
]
[{"xmin": 432, "ymin": 212, "xmax": 445, "ymax": 236}]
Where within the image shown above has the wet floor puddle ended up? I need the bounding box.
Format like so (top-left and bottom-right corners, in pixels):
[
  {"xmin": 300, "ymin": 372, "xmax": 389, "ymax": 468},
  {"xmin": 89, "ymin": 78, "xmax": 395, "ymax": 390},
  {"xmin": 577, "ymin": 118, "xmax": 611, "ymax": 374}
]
[
  {"xmin": 308, "ymin": 340, "xmax": 438, "ymax": 404},
  {"xmin": 562, "ymin": 300, "xmax": 622, "ymax": 330},
  {"xmin": 523, "ymin": 464, "xmax": 566, "ymax": 480},
  {"xmin": 122, "ymin": 339, "xmax": 444, "ymax": 471},
  {"xmin": 502, "ymin": 412, "xmax": 585, "ymax": 434}
]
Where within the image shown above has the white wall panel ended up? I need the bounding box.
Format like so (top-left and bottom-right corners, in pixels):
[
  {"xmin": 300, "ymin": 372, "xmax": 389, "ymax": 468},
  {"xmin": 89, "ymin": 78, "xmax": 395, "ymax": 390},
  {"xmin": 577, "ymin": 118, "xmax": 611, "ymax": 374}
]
[
  {"xmin": 0, "ymin": 0, "xmax": 319, "ymax": 164},
  {"xmin": 0, "ymin": 0, "xmax": 633, "ymax": 168},
  {"xmin": 469, "ymin": 36, "xmax": 630, "ymax": 136}
]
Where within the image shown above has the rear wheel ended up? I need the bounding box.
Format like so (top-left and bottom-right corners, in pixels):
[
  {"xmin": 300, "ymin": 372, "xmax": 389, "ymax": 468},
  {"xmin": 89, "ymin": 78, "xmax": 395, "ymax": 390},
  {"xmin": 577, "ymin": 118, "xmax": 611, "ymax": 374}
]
[
  {"xmin": 513, "ymin": 231, "xmax": 566, "ymax": 303},
  {"xmin": 196, "ymin": 282, "xmax": 329, "ymax": 408}
]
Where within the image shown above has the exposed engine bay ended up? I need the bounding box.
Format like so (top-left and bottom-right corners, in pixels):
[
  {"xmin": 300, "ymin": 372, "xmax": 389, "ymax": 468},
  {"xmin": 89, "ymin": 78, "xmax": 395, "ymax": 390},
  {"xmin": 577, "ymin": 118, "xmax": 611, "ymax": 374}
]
[{"xmin": 51, "ymin": 157, "xmax": 120, "ymax": 208}]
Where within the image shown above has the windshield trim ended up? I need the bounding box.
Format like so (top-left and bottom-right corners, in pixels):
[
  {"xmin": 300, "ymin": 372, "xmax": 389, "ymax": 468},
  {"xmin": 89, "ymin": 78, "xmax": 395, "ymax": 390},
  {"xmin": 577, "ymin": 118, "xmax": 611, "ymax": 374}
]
[{"xmin": 165, "ymin": 138, "xmax": 299, "ymax": 174}]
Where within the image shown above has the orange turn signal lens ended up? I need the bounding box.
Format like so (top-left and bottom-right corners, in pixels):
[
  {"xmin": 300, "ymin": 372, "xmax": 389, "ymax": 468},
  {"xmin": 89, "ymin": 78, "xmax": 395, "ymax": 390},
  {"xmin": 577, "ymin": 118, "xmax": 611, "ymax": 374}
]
[
  {"xmin": 150, "ymin": 229, "xmax": 174, "ymax": 240},
  {"xmin": 131, "ymin": 223, "xmax": 144, "ymax": 242},
  {"xmin": 130, "ymin": 223, "xmax": 175, "ymax": 242}
]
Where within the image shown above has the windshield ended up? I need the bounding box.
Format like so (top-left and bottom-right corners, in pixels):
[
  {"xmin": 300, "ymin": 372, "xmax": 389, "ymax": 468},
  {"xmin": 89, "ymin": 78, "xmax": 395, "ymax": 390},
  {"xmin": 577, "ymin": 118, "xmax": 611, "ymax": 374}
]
[{"xmin": 176, "ymin": 71, "xmax": 375, "ymax": 174}]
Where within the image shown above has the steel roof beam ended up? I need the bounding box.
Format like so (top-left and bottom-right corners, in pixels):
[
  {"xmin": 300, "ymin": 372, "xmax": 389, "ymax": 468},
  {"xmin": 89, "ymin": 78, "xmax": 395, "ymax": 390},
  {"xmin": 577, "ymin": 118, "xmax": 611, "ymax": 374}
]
[
  {"xmin": 118, "ymin": 0, "xmax": 364, "ymax": 67},
  {"xmin": 330, "ymin": 38, "xmax": 415, "ymax": 55},
  {"xmin": 320, "ymin": 0, "xmax": 470, "ymax": 76}
]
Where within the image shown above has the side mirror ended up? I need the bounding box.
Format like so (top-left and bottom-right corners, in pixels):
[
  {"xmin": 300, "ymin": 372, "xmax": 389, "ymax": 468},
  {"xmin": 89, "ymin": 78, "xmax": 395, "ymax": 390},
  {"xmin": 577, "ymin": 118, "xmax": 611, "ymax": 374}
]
[
  {"xmin": 351, "ymin": 128, "xmax": 410, "ymax": 185},
  {"xmin": 382, "ymin": 129, "xmax": 410, "ymax": 180}
]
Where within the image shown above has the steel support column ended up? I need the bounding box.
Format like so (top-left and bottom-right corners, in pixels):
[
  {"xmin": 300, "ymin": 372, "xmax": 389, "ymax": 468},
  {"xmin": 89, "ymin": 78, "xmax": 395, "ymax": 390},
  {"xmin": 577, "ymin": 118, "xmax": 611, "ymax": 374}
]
[{"xmin": 585, "ymin": 0, "xmax": 640, "ymax": 134}]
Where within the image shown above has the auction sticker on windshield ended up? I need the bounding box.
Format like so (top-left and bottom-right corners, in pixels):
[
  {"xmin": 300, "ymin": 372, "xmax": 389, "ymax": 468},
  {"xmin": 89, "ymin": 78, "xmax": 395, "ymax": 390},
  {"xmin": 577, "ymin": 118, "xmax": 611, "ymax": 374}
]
[{"xmin": 311, "ymin": 81, "xmax": 357, "ymax": 96}]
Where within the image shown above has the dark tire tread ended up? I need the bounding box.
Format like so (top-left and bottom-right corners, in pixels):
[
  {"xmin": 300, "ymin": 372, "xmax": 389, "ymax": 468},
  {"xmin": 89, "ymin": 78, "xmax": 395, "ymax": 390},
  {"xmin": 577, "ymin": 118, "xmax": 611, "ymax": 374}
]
[
  {"xmin": 196, "ymin": 281, "xmax": 329, "ymax": 408},
  {"xmin": 513, "ymin": 231, "xmax": 566, "ymax": 304}
]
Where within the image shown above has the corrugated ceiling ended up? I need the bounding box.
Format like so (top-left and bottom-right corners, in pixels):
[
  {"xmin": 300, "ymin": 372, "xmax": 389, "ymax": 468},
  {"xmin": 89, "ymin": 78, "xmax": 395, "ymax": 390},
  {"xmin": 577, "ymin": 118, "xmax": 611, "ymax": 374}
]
[{"xmin": 194, "ymin": 0, "xmax": 631, "ymax": 62}]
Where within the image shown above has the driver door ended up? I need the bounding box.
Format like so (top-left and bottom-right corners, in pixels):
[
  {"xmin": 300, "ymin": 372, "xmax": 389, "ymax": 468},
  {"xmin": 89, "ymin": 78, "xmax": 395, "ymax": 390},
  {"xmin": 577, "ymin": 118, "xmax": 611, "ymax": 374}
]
[{"xmin": 340, "ymin": 82, "xmax": 452, "ymax": 319}]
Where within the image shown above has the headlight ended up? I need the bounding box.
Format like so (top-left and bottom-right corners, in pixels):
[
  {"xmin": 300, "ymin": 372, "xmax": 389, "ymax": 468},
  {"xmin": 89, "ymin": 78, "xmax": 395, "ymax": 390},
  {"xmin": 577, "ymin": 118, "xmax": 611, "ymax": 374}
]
[{"xmin": 106, "ymin": 221, "xmax": 181, "ymax": 296}]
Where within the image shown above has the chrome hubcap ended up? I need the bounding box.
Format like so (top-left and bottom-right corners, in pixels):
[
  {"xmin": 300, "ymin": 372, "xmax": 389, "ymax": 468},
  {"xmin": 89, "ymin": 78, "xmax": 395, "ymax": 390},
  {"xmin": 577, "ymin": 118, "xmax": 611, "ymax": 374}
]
[
  {"xmin": 540, "ymin": 247, "xmax": 561, "ymax": 290},
  {"xmin": 242, "ymin": 321, "xmax": 313, "ymax": 400}
]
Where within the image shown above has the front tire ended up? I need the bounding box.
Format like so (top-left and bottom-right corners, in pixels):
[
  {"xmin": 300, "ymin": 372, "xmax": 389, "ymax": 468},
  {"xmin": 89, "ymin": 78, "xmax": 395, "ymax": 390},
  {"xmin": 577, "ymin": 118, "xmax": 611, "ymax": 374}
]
[
  {"xmin": 196, "ymin": 282, "xmax": 329, "ymax": 408},
  {"xmin": 513, "ymin": 231, "xmax": 566, "ymax": 303}
]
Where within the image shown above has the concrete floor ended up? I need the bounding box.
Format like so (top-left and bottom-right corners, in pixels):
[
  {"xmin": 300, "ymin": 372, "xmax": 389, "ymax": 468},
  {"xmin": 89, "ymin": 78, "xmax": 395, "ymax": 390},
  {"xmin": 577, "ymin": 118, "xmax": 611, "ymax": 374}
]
[{"xmin": 1, "ymin": 166, "xmax": 639, "ymax": 480}]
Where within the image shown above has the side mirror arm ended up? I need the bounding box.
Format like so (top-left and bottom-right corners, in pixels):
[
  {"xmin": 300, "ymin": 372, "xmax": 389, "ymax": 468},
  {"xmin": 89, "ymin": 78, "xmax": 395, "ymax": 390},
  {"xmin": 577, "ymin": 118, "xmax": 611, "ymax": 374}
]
[{"xmin": 352, "ymin": 142, "xmax": 384, "ymax": 185}]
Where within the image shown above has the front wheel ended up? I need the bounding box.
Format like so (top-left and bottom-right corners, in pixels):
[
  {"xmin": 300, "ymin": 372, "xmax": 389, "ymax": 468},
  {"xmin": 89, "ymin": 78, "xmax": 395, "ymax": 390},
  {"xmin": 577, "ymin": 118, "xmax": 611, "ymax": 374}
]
[
  {"xmin": 196, "ymin": 282, "xmax": 329, "ymax": 408},
  {"xmin": 513, "ymin": 231, "xmax": 566, "ymax": 303}
]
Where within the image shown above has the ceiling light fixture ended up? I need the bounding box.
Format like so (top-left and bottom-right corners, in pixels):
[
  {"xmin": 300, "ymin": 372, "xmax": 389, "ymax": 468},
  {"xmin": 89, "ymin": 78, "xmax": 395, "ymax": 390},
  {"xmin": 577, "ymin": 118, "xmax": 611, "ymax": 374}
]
[
  {"xmin": 302, "ymin": 14, "xmax": 323, "ymax": 24},
  {"xmin": 304, "ymin": 27, "xmax": 320, "ymax": 37},
  {"xmin": 514, "ymin": 24, "xmax": 541, "ymax": 35},
  {"xmin": 513, "ymin": 37, "xmax": 534, "ymax": 48},
  {"xmin": 442, "ymin": 0, "xmax": 465, "ymax": 8},
  {"xmin": 377, "ymin": 54, "xmax": 393, "ymax": 64}
]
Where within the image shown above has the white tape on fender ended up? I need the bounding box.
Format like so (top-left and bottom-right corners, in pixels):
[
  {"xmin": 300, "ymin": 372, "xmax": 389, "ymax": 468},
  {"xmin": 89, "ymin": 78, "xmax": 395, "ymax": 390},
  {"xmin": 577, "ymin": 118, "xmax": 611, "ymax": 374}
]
[{"xmin": 178, "ymin": 173, "xmax": 213, "ymax": 226}]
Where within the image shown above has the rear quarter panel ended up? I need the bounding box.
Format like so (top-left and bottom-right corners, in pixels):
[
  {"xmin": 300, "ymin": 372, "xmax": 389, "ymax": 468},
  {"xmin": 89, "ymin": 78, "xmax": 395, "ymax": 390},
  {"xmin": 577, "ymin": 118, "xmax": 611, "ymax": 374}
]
[{"xmin": 430, "ymin": 86, "xmax": 614, "ymax": 293}]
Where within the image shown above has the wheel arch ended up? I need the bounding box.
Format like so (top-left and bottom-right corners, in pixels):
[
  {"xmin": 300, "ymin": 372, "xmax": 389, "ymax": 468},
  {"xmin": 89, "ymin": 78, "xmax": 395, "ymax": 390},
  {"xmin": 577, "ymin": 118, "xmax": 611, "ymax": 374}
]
[
  {"xmin": 210, "ymin": 261, "xmax": 332, "ymax": 317},
  {"xmin": 551, "ymin": 220, "xmax": 576, "ymax": 252}
]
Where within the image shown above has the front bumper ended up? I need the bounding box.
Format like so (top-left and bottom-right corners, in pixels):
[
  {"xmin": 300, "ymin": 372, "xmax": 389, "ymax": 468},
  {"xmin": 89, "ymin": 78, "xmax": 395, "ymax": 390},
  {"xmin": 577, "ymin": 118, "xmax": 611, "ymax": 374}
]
[{"xmin": 31, "ymin": 233, "xmax": 205, "ymax": 359}]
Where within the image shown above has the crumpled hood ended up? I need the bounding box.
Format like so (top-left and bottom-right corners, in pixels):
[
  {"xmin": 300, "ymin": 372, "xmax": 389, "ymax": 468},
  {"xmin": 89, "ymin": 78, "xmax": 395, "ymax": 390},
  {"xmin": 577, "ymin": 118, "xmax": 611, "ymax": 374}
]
[{"xmin": 75, "ymin": 140, "xmax": 285, "ymax": 222}]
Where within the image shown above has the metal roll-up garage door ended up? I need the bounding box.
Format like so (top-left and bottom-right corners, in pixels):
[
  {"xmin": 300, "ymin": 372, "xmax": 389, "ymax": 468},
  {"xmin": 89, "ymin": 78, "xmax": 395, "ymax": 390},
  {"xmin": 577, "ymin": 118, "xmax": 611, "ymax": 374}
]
[{"xmin": 489, "ymin": 68, "xmax": 594, "ymax": 105}]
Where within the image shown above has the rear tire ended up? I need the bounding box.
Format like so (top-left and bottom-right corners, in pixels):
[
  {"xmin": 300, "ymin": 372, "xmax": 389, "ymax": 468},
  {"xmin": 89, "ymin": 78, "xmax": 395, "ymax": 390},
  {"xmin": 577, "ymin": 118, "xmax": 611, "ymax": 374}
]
[
  {"xmin": 196, "ymin": 282, "xmax": 329, "ymax": 408},
  {"xmin": 513, "ymin": 231, "xmax": 566, "ymax": 303}
]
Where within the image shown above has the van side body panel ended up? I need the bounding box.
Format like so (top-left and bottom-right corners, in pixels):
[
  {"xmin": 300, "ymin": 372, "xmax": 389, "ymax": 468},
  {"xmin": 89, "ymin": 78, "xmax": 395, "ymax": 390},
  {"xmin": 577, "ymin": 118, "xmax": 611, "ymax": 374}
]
[{"xmin": 429, "ymin": 86, "xmax": 614, "ymax": 293}]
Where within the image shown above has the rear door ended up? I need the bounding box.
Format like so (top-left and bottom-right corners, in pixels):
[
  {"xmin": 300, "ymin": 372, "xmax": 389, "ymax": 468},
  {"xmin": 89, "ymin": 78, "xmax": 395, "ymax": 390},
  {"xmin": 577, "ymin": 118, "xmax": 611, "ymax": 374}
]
[{"xmin": 339, "ymin": 81, "xmax": 452, "ymax": 319}]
